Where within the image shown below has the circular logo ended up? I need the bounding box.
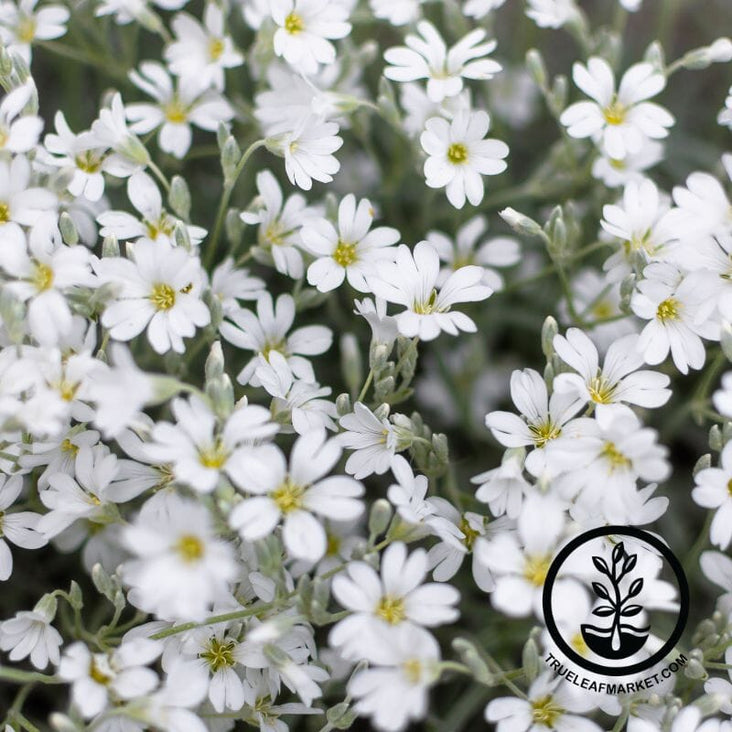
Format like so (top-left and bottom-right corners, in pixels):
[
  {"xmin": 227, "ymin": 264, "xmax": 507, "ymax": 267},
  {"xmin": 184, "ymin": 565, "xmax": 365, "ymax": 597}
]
[{"xmin": 542, "ymin": 525, "xmax": 689, "ymax": 676}]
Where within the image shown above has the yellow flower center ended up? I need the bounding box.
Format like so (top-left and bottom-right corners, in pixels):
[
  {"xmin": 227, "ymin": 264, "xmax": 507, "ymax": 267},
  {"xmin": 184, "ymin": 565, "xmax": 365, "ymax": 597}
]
[
  {"xmin": 459, "ymin": 516, "xmax": 480, "ymax": 551},
  {"xmin": 609, "ymin": 158, "xmax": 626, "ymax": 170},
  {"xmin": 727, "ymin": 478, "xmax": 732, "ymax": 497},
  {"xmin": 402, "ymin": 659, "xmax": 423, "ymax": 684},
  {"xmin": 571, "ymin": 632, "xmax": 589, "ymax": 656},
  {"xmin": 261, "ymin": 339, "xmax": 286, "ymax": 361},
  {"xmin": 588, "ymin": 374, "xmax": 616, "ymax": 404},
  {"xmin": 592, "ymin": 300, "xmax": 614, "ymax": 319},
  {"xmin": 626, "ymin": 228, "xmax": 654, "ymax": 254},
  {"xmin": 145, "ymin": 214, "xmax": 176, "ymax": 241},
  {"xmin": 376, "ymin": 595, "xmax": 406, "ymax": 625},
  {"xmin": 198, "ymin": 440, "xmax": 228, "ymax": 469},
  {"xmin": 55, "ymin": 379, "xmax": 79, "ymax": 402},
  {"xmin": 600, "ymin": 441, "xmax": 631, "ymax": 471},
  {"xmin": 528, "ymin": 421, "xmax": 561, "ymax": 449},
  {"xmin": 333, "ymin": 240, "xmax": 357, "ymax": 267},
  {"xmin": 150, "ymin": 283, "xmax": 176, "ymax": 311},
  {"xmin": 413, "ymin": 288, "xmax": 440, "ymax": 315},
  {"xmin": 271, "ymin": 477, "xmax": 305, "ymax": 513},
  {"xmin": 531, "ymin": 695, "xmax": 564, "ymax": 726},
  {"xmin": 32, "ymin": 262, "xmax": 54, "ymax": 292},
  {"xmin": 177, "ymin": 534, "xmax": 204, "ymax": 562},
  {"xmin": 208, "ymin": 38, "xmax": 225, "ymax": 61},
  {"xmin": 165, "ymin": 100, "xmax": 188, "ymax": 124},
  {"xmin": 0, "ymin": 129, "xmax": 9, "ymax": 149},
  {"xmin": 200, "ymin": 637, "xmax": 237, "ymax": 672},
  {"xmin": 0, "ymin": 202, "xmax": 9, "ymax": 223},
  {"xmin": 656, "ymin": 297, "xmax": 680, "ymax": 322},
  {"xmin": 61, "ymin": 438, "xmax": 79, "ymax": 455},
  {"xmin": 74, "ymin": 151, "xmax": 103, "ymax": 174},
  {"xmin": 447, "ymin": 142, "xmax": 469, "ymax": 165},
  {"xmin": 523, "ymin": 554, "xmax": 551, "ymax": 587},
  {"xmin": 89, "ymin": 658, "xmax": 112, "ymax": 686},
  {"xmin": 17, "ymin": 16, "xmax": 36, "ymax": 43},
  {"xmin": 284, "ymin": 12, "xmax": 304, "ymax": 34},
  {"xmin": 603, "ymin": 98, "xmax": 626, "ymax": 126}
]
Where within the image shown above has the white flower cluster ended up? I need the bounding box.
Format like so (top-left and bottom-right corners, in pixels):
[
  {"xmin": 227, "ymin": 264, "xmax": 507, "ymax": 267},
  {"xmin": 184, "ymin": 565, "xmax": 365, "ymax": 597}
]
[{"xmin": 0, "ymin": 0, "xmax": 732, "ymax": 729}]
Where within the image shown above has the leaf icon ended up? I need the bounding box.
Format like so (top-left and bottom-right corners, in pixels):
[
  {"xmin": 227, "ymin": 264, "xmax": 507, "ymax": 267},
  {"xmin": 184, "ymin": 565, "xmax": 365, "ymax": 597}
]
[
  {"xmin": 592, "ymin": 605, "xmax": 615, "ymax": 617},
  {"xmin": 612, "ymin": 542, "xmax": 625, "ymax": 566},
  {"xmin": 592, "ymin": 581, "xmax": 611, "ymax": 601},
  {"xmin": 621, "ymin": 605, "xmax": 643, "ymax": 617},
  {"xmin": 592, "ymin": 556, "xmax": 610, "ymax": 576},
  {"xmin": 627, "ymin": 578, "xmax": 644, "ymax": 598},
  {"xmin": 622, "ymin": 553, "xmax": 637, "ymax": 575}
]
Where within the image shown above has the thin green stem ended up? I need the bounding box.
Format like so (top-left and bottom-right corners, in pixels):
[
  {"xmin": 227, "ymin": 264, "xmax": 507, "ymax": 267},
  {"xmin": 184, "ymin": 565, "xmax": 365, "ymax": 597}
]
[
  {"xmin": 0, "ymin": 666, "xmax": 63, "ymax": 685},
  {"xmin": 206, "ymin": 139, "xmax": 266, "ymax": 269}
]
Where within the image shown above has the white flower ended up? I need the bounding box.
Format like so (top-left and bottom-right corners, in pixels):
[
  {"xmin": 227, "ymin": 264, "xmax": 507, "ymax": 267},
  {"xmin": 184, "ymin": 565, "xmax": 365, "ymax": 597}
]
[
  {"xmin": 94, "ymin": 239, "xmax": 210, "ymax": 354},
  {"xmin": 631, "ymin": 262, "xmax": 719, "ymax": 374},
  {"xmin": 719, "ymin": 85, "xmax": 732, "ymax": 129},
  {"xmin": 347, "ymin": 624, "xmax": 441, "ymax": 732},
  {"xmin": 369, "ymin": 0, "xmax": 420, "ymax": 26},
  {"xmin": 303, "ymin": 194, "xmax": 400, "ymax": 293},
  {"xmin": 463, "ymin": 0, "xmax": 506, "ymax": 19},
  {"xmin": 560, "ymin": 57, "xmax": 674, "ymax": 159},
  {"xmin": 486, "ymin": 672, "xmax": 602, "ymax": 732},
  {"xmin": 0, "ymin": 602, "xmax": 62, "ymax": 670},
  {"xmin": 476, "ymin": 492, "xmax": 566, "ymax": 617},
  {"xmin": 591, "ymin": 140, "xmax": 664, "ymax": 188},
  {"xmin": 384, "ymin": 21, "xmax": 501, "ymax": 103},
  {"xmin": 472, "ymin": 450, "xmax": 531, "ymax": 520},
  {"xmin": 0, "ymin": 82, "xmax": 43, "ymax": 153},
  {"xmin": 121, "ymin": 492, "xmax": 237, "ymax": 621},
  {"xmin": 421, "ymin": 110, "xmax": 508, "ymax": 208},
  {"xmin": 181, "ymin": 625, "xmax": 253, "ymax": 713},
  {"xmin": 329, "ymin": 541, "xmax": 459, "ymax": 659},
  {"xmin": 0, "ymin": 475, "xmax": 44, "ymax": 580},
  {"xmin": 549, "ymin": 405, "xmax": 670, "ymax": 505},
  {"xmin": 426, "ymin": 215, "xmax": 520, "ymax": 291},
  {"xmin": 670, "ymin": 158, "xmax": 732, "ymax": 240},
  {"xmin": 386, "ymin": 456, "xmax": 463, "ymax": 544},
  {"xmin": 90, "ymin": 92, "xmax": 149, "ymax": 168},
  {"xmin": 85, "ymin": 345, "xmax": 154, "ymax": 439},
  {"xmin": 600, "ymin": 177, "xmax": 677, "ymax": 281},
  {"xmin": 36, "ymin": 445, "xmax": 124, "ymax": 539},
  {"xmin": 552, "ymin": 328, "xmax": 671, "ymax": 416},
  {"xmin": 0, "ymin": 222, "xmax": 94, "ymax": 346},
  {"xmin": 692, "ymin": 441, "xmax": 732, "ymax": 550},
  {"xmin": 127, "ymin": 61, "xmax": 234, "ymax": 159},
  {"xmin": 229, "ymin": 431, "xmax": 364, "ymax": 562},
  {"xmin": 427, "ymin": 500, "xmax": 506, "ymax": 591},
  {"xmin": 241, "ymin": 169, "xmax": 318, "ymax": 279},
  {"xmin": 97, "ymin": 170, "xmax": 206, "ymax": 247},
  {"xmin": 0, "ymin": 155, "xmax": 57, "ymax": 239},
  {"xmin": 0, "ymin": 0, "xmax": 68, "ymax": 63},
  {"xmin": 368, "ymin": 241, "xmax": 493, "ymax": 341},
  {"xmin": 271, "ymin": 0, "xmax": 351, "ymax": 76},
  {"xmin": 164, "ymin": 4, "xmax": 243, "ymax": 91},
  {"xmin": 43, "ymin": 112, "xmax": 130, "ymax": 200},
  {"xmin": 274, "ymin": 114, "xmax": 343, "ymax": 191},
  {"xmin": 354, "ymin": 297, "xmax": 399, "ymax": 347},
  {"xmin": 220, "ymin": 292, "xmax": 332, "ymax": 385},
  {"xmin": 484, "ymin": 368, "xmax": 582, "ymax": 477},
  {"xmin": 338, "ymin": 402, "xmax": 398, "ymax": 479},
  {"xmin": 210, "ymin": 257, "xmax": 265, "ymax": 314},
  {"xmin": 258, "ymin": 351, "xmax": 338, "ymax": 435},
  {"xmin": 526, "ymin": 0, "xmax": 579, "ymax": 29},
  {"xmin": 714, "ymin": 372, "xmax": 732, "ymax": 419},
  {"xmin": 58, "ymin": 639, "xmax": 161, "ymax": 718},
  {"xmin": 145, "ymin": 394, "xmax": 277, "ymax": 493}
]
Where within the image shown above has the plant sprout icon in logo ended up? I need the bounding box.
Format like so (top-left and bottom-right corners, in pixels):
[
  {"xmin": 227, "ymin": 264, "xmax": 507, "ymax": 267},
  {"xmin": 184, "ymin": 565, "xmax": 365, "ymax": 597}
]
[
  {"xmin": 581, "ymin": 541, "xmax": 650, "ymax": 659},
  {"xmin": 543, "ymin": 526, "xmax": 689, "ymax": 676}
]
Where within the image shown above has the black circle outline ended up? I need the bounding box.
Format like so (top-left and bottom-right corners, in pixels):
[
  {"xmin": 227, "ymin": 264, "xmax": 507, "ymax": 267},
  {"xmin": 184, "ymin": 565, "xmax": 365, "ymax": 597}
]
[{"xmin": 542, "ymin": 525, "xmax": 689, "ymax": 676}]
